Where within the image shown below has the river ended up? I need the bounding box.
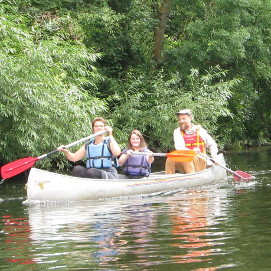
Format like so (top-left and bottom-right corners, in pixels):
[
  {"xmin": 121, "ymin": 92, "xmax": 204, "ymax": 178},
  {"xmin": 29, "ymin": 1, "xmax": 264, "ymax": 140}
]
[{"xmin": 1, "ymin": 147, "xmax": 271, "ymax": 270}]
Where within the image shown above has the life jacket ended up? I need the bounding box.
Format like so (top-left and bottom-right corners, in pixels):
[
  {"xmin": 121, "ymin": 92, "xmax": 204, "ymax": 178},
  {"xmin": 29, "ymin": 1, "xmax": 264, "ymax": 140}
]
[
  {"xmin": 122, "ymin": 148, "xmax": 151, "ymax": 178},
  {"xmin": 181, "ymin": 126, "xmax": 206, "ymax": 153},
  {"xmin": 85, "ymin": 137, "xmax": 118, "ymax": 169}
]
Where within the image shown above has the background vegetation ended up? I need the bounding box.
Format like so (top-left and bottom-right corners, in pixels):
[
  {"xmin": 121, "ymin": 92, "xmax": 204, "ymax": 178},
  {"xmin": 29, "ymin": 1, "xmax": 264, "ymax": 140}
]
[{"xmin": 1, "ymin": 0, "xmax": 271, "ymax": 170}]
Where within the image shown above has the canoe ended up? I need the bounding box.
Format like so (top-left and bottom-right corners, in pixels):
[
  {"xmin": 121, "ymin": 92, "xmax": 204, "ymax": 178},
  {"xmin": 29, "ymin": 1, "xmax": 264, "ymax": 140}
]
[{"xmin": 26, "ymin": 153, "xmax": 227, "ymax": 202}]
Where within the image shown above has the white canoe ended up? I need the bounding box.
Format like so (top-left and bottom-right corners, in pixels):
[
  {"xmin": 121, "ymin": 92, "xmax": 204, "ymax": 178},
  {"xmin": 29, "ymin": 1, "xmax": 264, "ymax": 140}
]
[{"xmin": 26, "ymin": 153, "xmax": 227, "ymax": 202}]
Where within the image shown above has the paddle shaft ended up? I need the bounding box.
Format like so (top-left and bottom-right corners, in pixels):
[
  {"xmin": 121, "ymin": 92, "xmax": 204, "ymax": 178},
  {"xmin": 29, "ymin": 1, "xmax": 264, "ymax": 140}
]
[
  {"xmin": 132, "ymin": 151, "xmax": 250, "ymax": 180},
  {"xmin": 131, "ymin": 152, "xmax": 166, "ymax": 157},
  {"xmin": 1, "ymin": 130, "xmax": 106, "ymax": 179},
  {"xmin": 130, "ymin": 150, "xmax": 196, "ymax": 163},
  {"xmin": 38, "ymin": 130, "xmax": 106, "ymax": 160},
  {"xmin": 200, "ymin": 153, "xmax": 247, "ymax": 180},
  {"xmin": 131, "ymin": 150, "xmax": 195, "ymax": 157}
]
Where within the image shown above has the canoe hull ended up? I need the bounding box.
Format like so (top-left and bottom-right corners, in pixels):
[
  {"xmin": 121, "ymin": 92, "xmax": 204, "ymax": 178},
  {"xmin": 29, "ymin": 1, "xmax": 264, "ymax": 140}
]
[{"xmin": 26, "ymin": 154, "xmax": 227, "ymax": 202}]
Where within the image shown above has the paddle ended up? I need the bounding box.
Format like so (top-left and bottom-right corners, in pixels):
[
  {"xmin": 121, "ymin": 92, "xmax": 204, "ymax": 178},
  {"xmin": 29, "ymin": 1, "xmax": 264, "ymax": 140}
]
[
  {"xmin": 200, "ymin": 153, "xmax": 252, "ymax": 181},
  {"xmin": 1, "ymin": 130, "xmax": 106, "ymax": 180},
  {"xmin": 131, "ymin": 149, "xmax": 196, "ymax": 163}
]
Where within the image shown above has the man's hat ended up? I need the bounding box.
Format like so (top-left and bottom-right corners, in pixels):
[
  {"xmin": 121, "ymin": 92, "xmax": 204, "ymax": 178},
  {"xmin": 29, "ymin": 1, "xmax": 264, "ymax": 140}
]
[{"xmin": 175, "ymin": 109, "xmax": 192, "ymax": 116}]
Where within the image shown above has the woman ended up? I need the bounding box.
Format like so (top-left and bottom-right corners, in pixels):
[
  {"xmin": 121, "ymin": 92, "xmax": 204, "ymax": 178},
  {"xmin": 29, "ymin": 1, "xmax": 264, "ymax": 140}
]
[
  {"xmin": 118, "ymin": 130, "xmax": 154, "ymax": 178},
  {"xmin": 57, "ymin": 117, "xmax": 121, "ymax": 179}
]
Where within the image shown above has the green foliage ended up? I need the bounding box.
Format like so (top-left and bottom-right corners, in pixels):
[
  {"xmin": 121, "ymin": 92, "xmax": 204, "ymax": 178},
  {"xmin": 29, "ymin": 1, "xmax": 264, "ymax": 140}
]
[
  {"xmin": 1, "ymin": 0, "xmax": 271, "ymax": 174},
  {"xmin": 80, "ymin": 6, "xmax": 129, "ymax": 77},
  {"xmin": 113, "ymin": 66, "xmax": 240, "ymax": 151},
  {"xmin": 0, "ymin": 6, "xmax": 106, "ymax": 169},
  {"xmin": 164, "ymin": 0, "xmax": 271, "ymax": 146},
  {"xmin": 78, "ymin": 1, "xmax": 156, "ymax": 78}
]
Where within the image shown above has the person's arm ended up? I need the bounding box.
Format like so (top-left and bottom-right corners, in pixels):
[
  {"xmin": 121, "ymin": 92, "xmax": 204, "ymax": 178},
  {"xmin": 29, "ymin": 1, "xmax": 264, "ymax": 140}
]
[
  {"xmin": 118, "ymin": 153, "xmax": 127, "ymax": 166},
  {"xmin": 57, "ymin": 144, "xmax": 86, "ymax": 162},
  {"xmin": 199, "ymin": 127, "xmax": 218, "ymax": 158},
  {"xmin": 146, "ymin": 153, "xmax": 154, "ymax": 164},
  {"xmin": 173, "ymin": 128, "xmax": 187, "ymax": 150},
  {"xmin": 118, "ymin": 149, "xmax": 132, "ymax": 166},
  {"xmin": 106, "ymin": 126, "xmax": 121, "ymax": 157},
  {"xmin": 206, "ymin": 134, "xmax": 218, "ymax": 158}
]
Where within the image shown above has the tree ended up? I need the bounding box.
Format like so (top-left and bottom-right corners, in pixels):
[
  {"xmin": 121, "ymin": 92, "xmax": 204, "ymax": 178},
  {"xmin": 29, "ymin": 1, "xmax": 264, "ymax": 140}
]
[
  {"xmin": 113, "ymin": 66, "xmax": 240, "ymax": 151},
  {"xmin": 163, "ymin": 0, "xmax": 271, "ymax": 146},
  {"xmin": 153, "ymin": 0, "xmax": 172, "ymax": 66},
  {"xmin": 2, "ymin": 0, "xmax": 270, "ymax": 174},
  {"xmin": 0, "ymin": 4, "xmax": 105, "ymax": 169}
]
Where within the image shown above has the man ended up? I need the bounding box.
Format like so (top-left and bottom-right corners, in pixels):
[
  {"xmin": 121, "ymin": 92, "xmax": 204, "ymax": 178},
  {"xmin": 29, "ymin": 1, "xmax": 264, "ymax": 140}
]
[{"xmin": 165, "ymin": 109, "xmax": 218, "ymax": 174}]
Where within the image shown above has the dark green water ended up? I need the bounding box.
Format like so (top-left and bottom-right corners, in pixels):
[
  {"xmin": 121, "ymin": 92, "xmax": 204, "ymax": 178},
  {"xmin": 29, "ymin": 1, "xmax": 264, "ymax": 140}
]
[{"xmin": 1, "ymin": 147, "xmax": 271, "ymax": 270}]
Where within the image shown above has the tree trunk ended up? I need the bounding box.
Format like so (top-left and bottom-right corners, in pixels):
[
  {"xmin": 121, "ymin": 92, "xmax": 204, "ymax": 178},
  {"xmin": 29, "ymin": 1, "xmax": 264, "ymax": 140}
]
[{"xmin": 153, "ymin": 0, "xmax": 172, "ymax": 67}]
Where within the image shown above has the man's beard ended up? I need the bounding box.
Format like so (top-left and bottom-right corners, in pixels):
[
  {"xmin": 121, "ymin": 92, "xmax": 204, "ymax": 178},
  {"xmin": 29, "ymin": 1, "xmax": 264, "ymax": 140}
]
[{"xmin": 180, "ymin": 123, "xmax": 188, "ymax": 131}]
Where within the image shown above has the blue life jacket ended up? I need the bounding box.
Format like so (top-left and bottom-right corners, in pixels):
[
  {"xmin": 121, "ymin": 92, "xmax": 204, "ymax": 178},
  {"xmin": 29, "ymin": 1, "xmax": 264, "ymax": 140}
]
[
  {"xmin": 122, "ymin": 148, "xmax": 151, "ymax": 177},
  {"xmin": 85, "ymin": 137, "xmax": 118, "ymax": 169}
]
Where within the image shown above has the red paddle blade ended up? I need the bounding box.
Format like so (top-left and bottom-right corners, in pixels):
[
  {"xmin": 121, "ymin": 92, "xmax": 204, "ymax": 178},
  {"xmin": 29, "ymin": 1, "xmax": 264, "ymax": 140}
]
[
  {"xmin": 233, "ymin": 170, "xmax": 252, "ymax": 181},
  {"xmin": 166, "ymin": 150, "xmax": 196, "ymax": 162},
  {"xmin": 1, "ymin": 157, "xmax": 38, "ymax": 179}
]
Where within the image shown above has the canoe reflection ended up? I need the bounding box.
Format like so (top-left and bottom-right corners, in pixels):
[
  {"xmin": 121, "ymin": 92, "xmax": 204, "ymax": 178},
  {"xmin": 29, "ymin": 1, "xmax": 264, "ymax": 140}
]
[
  {"xmin": 169, "ymin": 191, "xmax": 217, "ymax": 266},
  {"xmin": 26, "ymin": 190, "xmax": 225, "ymax": 269}
]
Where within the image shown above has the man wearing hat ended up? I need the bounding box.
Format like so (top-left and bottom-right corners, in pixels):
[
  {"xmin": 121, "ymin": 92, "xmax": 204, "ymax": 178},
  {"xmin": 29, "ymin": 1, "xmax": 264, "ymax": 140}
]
[{"xmin": 165, "ymin": 109, "xmax": 218, "ymax": 174}]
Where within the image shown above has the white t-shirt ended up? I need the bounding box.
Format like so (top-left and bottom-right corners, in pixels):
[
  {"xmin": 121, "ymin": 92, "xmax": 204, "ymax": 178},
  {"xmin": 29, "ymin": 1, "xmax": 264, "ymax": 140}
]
[{"xmin": 173, "ymin": 124, "xmax": 218, "ymax": 158}]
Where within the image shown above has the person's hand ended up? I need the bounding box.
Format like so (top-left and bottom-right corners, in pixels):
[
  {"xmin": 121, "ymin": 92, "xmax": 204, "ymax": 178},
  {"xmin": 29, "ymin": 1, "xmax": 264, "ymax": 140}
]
[
  {"xmin": 193, "ymin": 148, "xmax": 201, "ymax": 154},
  {"xmin": 105, "ymin": 125, "xmax": 113, "ymax": 136},
  {"xmin": 57, "ymin": 145, "xmax": 65, "ymax": 152},
  {"xmin": 126, "ymin": 150, "xmax": 133, "ymax": 157}
]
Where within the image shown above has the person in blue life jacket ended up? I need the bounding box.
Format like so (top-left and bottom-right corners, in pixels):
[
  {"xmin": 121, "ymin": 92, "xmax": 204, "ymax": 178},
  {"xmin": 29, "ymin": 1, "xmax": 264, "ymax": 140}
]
[
  {"xmin": 57, "ymin": 117, "xmax": 121, "ymax": 179},
  {"xmin": 165, "ymin": 109, "xmax": 218, "ymax": 174},
  {"xmin": 118, "ymin": 130, "xmax": 154, "ymax": 178}
]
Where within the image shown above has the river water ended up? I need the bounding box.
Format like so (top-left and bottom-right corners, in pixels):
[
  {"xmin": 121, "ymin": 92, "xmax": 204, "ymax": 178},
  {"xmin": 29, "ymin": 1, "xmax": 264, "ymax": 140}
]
[{"xmin": 1, "ymin": 147, "xmax": 271, "ymax": 270}]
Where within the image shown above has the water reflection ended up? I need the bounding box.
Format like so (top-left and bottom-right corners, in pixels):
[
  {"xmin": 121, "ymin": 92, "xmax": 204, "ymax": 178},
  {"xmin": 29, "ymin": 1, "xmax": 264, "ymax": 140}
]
[
  {"xmin": 2, "ymin": 215, "xmax": 36, "ymax": 265},
  {"xmin": 0, "ymin": 182, "xmax": 267, "ymax": 270},
  {"xmin": 27, "ymin": 200, "xmax": 159, "ymax": 268},
  {"xmin": 24, "ymin": 187, "xmax": 231, "ymax": 269},
  {"xmin": 2, "ymin": 146, "xmax": 271, "ymax": 270},
  {"xmin": 169, "ymin": 192, "xmax": 213, "ymax": 264}
]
